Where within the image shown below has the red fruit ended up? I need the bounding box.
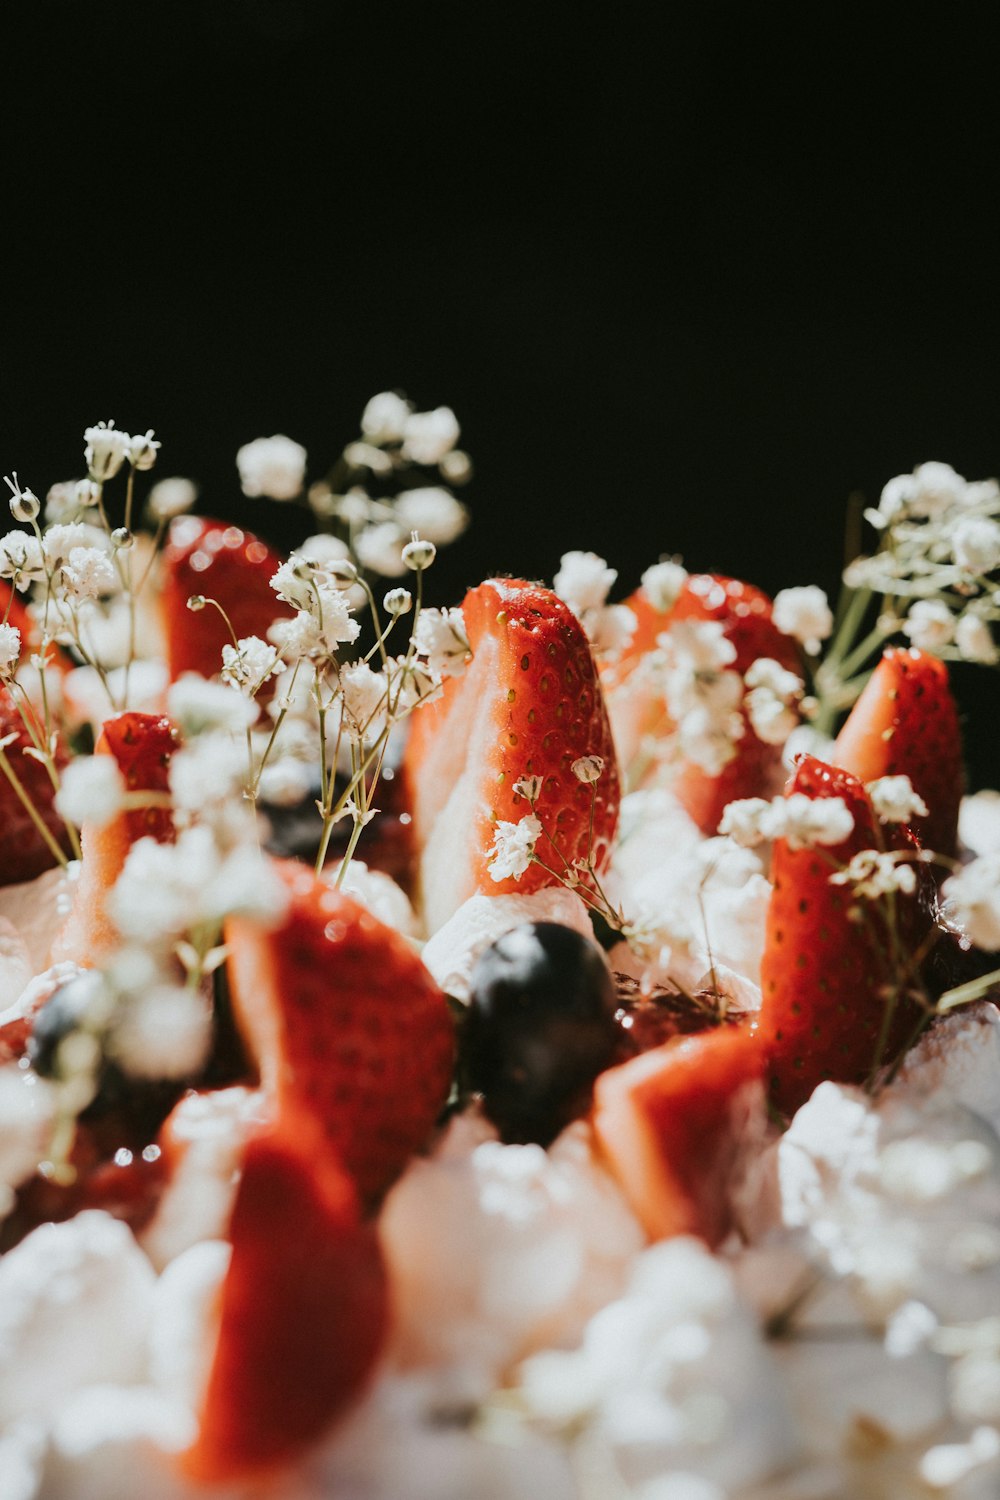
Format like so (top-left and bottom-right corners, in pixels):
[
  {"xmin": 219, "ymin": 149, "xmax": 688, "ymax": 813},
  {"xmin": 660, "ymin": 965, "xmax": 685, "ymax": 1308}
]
[
  {"xmin": 0, "ymin": 683, "xmax": 72, "ymax": 886},
  {"xmin": 225, "ymin": 860, "xmax": 455, "ymax": 1202},
  {"xmin": 755, "ymin": 755, "xmax": 928, "ymax": 1116},
  {"xmin": 605, "ymin": 574, "xmax": 801, "ymax": 833},
  {"xmin": 833, "ymin": 646, "xmax": 963, "ymax": 857},
  {"xmin": 182, "ymin": 1116, "xmax": 388, "ymax": 1483},
  {"xmin": 53, "ymin": 712, "xmax": 179, "ymax": 965},
  {"xmin": 159, "ymin": 516, "xmax": 292, "ymax": 684},
  {"xmin": 403, "ymin": 578, "xmax": 621, "ymax": 932},
  {"xmin": 592, "ymin": 1023, "xmax": 762, "ymax": 1246}
]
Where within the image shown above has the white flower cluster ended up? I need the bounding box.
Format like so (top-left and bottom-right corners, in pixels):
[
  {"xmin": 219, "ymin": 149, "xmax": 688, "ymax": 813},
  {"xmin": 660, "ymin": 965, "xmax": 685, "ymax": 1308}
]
[
  {"xmin": 743, "ymin": 656, "xmax": 806, "ymax": 746},
  {"xmin": 830, "ymin": 847, "xmax": 919, "ymax": 898},
  {"xmin": 942, "ymin": 855, "xmax": 1000, "ymax": 952},
  {"xmin": 772, "ymin": 584, "xmax": 834, "ymax": 655},
  {"xmin": 83, "ymin": 421, "xmax": 160, "ymax": 483},
  {"xmin": 719, "ymin": 790, "xmax": 855, "ymax": 850},
  {"xmin": 487, "ymin": 814, "xmax": 543, "ymax": 882},
  {"xmin": 655, "ymin": 619, "xmax": 746, "ymax": 776},
  {"xmin": 849, "ymin": 460, "xmax": 1000, "ymax": 666},
  {"xmin": 236, "ymin": 434, "xmax": 307, "ymax": 502},
  {"xmin": 553, "ymin": 550, "xmax": 637, "ymax": 662}
]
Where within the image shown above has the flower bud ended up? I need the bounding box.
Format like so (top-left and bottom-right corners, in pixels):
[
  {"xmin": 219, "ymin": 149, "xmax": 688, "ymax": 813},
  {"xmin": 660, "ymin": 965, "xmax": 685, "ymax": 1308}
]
[
  {"xmin": 74, "ymin": 479, "xmax": 102, "ymax": 509},
  {"xmin": 111, "ymin": 527, "xmax": 134, "ymax": 550},
  {"xmin": 326, "ymin": 558, "xmax": 359, "ymax": 584},
  {"xmin": 129, "ymin": 429, "xmax": 160, "ymax": 471},
  {"xmin": 383, "ymin": 587, "xmax": 413, "ymax": 616},
  {"xmin": 8, "ymin": 483, "xmax": 40, "ymax": 524},
  {"xmin": 401, "ymin": 534, "xmax": 436, "ymax": 571},
  {"xmin": 187, "ymin": 595, "xmax": 207, "ymax": 612}
]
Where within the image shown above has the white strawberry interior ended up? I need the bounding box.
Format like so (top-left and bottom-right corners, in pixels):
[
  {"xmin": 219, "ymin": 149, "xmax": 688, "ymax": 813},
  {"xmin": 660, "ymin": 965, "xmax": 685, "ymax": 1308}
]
[{"xmin": 414, "ymin": 630, "xmax": 500, "ymax": 935}]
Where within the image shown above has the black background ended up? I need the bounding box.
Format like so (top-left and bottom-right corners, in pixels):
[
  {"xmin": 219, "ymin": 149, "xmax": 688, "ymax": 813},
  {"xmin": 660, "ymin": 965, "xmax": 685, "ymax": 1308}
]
[{"xmin": 3, "ymin": 3, "xmax": 999, "ymax": 782}]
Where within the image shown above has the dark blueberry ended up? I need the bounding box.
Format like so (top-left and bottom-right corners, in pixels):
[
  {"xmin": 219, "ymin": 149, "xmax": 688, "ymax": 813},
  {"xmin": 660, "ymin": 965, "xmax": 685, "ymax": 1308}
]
[
  {"xmin": 27, "ymin": 971, "xmax": 108, "ymax": 1080},
  {"xmin": 29, "ymin": 973, "xmax": 186, "ymax": 1150},
  {"xmin": 260, "ymin": 766, "xmax": 413, "ymax": 885},
  {"xmin": 463, "ymin": 922, "xmax": 618, "ymax": 1146}
]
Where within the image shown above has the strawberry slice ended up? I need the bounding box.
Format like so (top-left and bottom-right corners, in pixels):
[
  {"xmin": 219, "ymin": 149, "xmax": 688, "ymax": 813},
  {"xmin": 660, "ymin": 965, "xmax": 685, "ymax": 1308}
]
[
  {"xmin": 159, "ymin": 516, "xmax": 291, "ymax": 683},
  {"xmin": 403, "ymin": 578, "xmax": 621, "ymax": 933},
  {"xmin": 592, "ymin": 1023, "xmax": 762, "ymax": 1246},
  {"xmin": 225, "ymin": 860, "xmax": 455, "ymax": 1203},
  {"xmin": 182, "ymin": 1115, "xmax": 388, "ymax": 1483},
  {"xmin": 604, "ymin": 573, "xmax": 801, "ymax": 832},
  {"xmin": 0, "ymin": 683, "xmax": 72, "ymax": 886},
  {"xmin": 833, "ymin": 646, "xmax": 963, "ymax": 857},
  {"xmin": 54, "ymin": 712, "xmax": 179, "ymax": 965},
  {"xmin": 755, "ymin": 755, "xmax": 928, "ymax": 1115}
]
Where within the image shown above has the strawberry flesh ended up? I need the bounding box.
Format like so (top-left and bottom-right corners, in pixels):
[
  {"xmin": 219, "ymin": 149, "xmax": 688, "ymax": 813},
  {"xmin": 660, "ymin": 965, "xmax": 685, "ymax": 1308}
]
[
  {"xmin": 404, "ymin": 577, "xmax": 620, "ymax": 932},
  {"xmin": 225, "ymin": 860, "xmax": 455, "ymax": 1203},
  {"xmin": 182, "ymin": 1115, "xmax": 388, "ymax": 1483},
  {"xmin": 160, "ymin": 516, "xmax": 291, "ymax": 684},
  {"xmin": 0, "ymin": 683, "xmax": 72, "ymax": 885},
  {"xmin": 833, "ymin": 646, "xmax": 963, "ymax": 857},
  {"xmin": 593, "ymin": 1022, "xmax": 762, "ymax": 1245},
  {"xmin": 755, "ymin": 755, "xmax": 928, "ymax": 1115}
]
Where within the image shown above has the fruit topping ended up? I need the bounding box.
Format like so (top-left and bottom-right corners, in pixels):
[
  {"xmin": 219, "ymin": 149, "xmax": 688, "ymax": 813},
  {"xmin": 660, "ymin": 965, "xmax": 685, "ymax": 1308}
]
[
  {"xmin": 755, "ymin": 755, "xmax": 930, "ymax": 1115},
  {"xmin": 592, "ymin": 1022, "xmax": 763, "ymax": 1246},
  {"xmin": 159, "ymin": 516, "xmax": 292, "ymax": 685},
  {"xmin": 833, "ymin": 645, "xmax": 964, "ymax": 857},
  {"xmin": 462, "ymin": 921, "xmax": 619, "ymax": 1145},
  {"xmin": 225, "ymin": 859, "xmax": 455, "ymax": 1202},
  {"xmin": 404, "ymin": 577, "xmax": 621, "ymax": 932},
  {"xmin": 0, "ymin": 682, "xmax": 73, "ymax": 886},
  {"xmin": 181, "ymin": 1115, "xmax": 388, "ymax": 1483}
]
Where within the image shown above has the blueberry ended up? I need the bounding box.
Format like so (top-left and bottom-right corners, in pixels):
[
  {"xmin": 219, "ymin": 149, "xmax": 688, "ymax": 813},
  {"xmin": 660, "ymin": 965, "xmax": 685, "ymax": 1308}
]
[
  {"xmin": 463, "ymin": 922, "xmax": 618, "ymax": 1145},
  {"xmin": 28, "ymin": 972, "xmax": 108, "ymax": 1081}
]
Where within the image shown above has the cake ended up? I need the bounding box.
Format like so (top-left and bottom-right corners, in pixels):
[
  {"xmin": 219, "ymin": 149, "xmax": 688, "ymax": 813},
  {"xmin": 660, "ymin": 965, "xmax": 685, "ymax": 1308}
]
[{"xmin": 0, "ymin": 415, "xmax": 998, "ymax": 1499}]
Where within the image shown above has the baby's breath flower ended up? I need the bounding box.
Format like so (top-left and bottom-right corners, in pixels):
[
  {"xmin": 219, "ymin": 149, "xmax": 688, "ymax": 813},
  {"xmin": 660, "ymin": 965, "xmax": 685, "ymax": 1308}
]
[
  {"xmin": 401, "ymin": 533, "xmax": 437, "ymax": 571},
  {"xmin": 355, "ymin": 521, "xmax": 407, "ymax": 578},
  {"xmin": 5, "ymin": 474, "xmax": 40, "ymax": 524},
  {"xmin": 220, "ymin": 635, "xmax": 284, "ymax": 694},
  {"xmin": 413, "ymin": 606, "xmax": 470, "ymax": 678},
  {"xmin": 744, "ymin": 656, "xmax": 804, "ymax": 746},
  {"xmin": 340, "ymin": 662, "xmax": 388, "ymax": 740},
  {"xmin": 394, "ymin": 487, "xmax": 469, "ymax": 546},
  {"xmin": 439, "ymin": 449, "xmax": 472, "ymax": 484},
  {"xmin": 554, "ymin": 550, "xmax": 617, "ymax": 617},
  {"xmin": 512, "ymin": 774, "xmax": 543, "ymax": 802},
  {"xmin": 904, "ymin": 598, "xmax": 955, "ymax": 653},
  {"xmin": 383, "ymin": 587, "xmax": 412, "ymax": 616},
  {"xmin": 297, "ymin": 533, "xmax": 351, "ymax": 570},
  {"xmin": 772, "ymin": 585, "xmax": 833, "ymax": 654},
  {"xmin": 830, "ymin": 849, "xmax": 917, "ymax": 899},
  {"xmin": 147, "ymin": 476, "xmax": 197, "ymax": 521},
  {"xmin": 0, "ymin": 622, "xmax": 21, "ymax": 674},
  {"xmin": 54, "ymin": 755, "xmax": 127, "ymax": 828},
  {"xmin": 0, "ymin": 530, "xmax": 44, "ymax": 585},
  {"xmin": 110, "ymin": 527, "xmax": 133, "ymax": 551},
  {"xmin": 361, "ymin": 390, "xmax": 412, "ymax": 444},
  {"xmin": 257, "ymin": 757, "xmax": 314, "ymax": 808},
  {"xmin": 61, "ymin": 545, "xmax": 118, "ymax": 601},
  {"xmin": 128, "ymin": 429, "xmax": 160, "ymax": 471},
  {"xmin": 44, "ymin": 481, "xmax": 84, "ymax": 526},
  {"xmin": 401, "ymin": 406, "xmax": 459, "ymax": 465},
  {"xmin": 572, "ymin": 755, "xmax": 604, "ymax": 784},
  {"xmin": 487, "ymin": 814, "xmax": 542, "ymax": 882},
  {"xmin": 236, "ymin": 434, "xmax": 306, "ymax": 501},
  {"xmin": 717, "ymin": 797, "xmax": 773, "ymax": 848},
  {"xmin": 953, "ymin": 516, "xmax": 1000, "ymax": 575},
  {"xmin": 640, "ymin": 559, "xmax": 688, "ymax": 613},
  {"xmin": 44, "ymin": 523, "xmax": 106, "ymax": 566},
  {"xmin": 955, "ymin": 612, "xmax": 998, "ymax": 665},
  {"xmin": 776, "ymin": 791, "xmax": 854, "ymax": 850},
  {"xmin": 110, "ymin": 984, "xmax": 211, "ymax": 1080},
  {"xmin": 867, "ymin": 774, "xmax": 930, "ymax": 825},
  {"xmin": 942, "ymin": 854, "xmax": 1000, "ymax": 951},
  {"xmin": 84, "ymin": 421, "xmax": 131, "ymax": 482},
  {"xmin": 167, "ymin": 673, "xmax": 258, "ymax": 735}
]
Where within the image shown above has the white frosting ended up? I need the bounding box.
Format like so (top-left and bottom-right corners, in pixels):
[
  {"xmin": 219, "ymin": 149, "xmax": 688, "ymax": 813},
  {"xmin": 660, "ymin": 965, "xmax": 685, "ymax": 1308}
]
[
  {"xmin": 0, "ymin": 1213, "xmax": 155, "ymax": 1427},
  {"xmin": 325, "ymin": 859, "xmax": 419, "ymax": 939},
  {"xmin": 379, "ymin": 1115, "xmax": 645, "ymax": 1400},
  {"xmin": 0, "ymin": 865, "xmax": 77, "ymax": 978},
  {"xmin": 420, "ymin": 887, "xmax": 594, "ymax": 1002},
  {"xmin": 0, "ymin": 1065, "xmax": 57, "ymax": 1216}
]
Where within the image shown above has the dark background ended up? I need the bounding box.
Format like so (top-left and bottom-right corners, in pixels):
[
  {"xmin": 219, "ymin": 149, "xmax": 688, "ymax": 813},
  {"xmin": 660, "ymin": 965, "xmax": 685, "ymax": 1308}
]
[{"xmin": 3, "ymin": 3, "xmax": 999, "ymax": 782}]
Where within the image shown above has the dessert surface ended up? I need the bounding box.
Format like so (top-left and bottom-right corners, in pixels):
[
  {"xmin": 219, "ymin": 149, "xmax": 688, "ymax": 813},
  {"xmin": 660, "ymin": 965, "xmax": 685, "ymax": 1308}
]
[{"xmin": 0, "ymin": 419, "xmax": 999, "ymax": 1498}]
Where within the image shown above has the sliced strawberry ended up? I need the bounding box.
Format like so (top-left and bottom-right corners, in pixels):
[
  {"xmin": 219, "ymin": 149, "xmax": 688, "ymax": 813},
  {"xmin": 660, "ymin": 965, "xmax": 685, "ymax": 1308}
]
[
  {"xmin": 403, "ymin": 577, "xmax": 620, "ymax": 932},
  {"xmin": 592, "ymin": 1023, "xmax": 762, "ymax": 1246},
  {"xmin": 755, "ymin": 755, "xmax": 928, "ymax": 1115},
  {"xmin": 604, "ymin": 573, "xmax": 801, "ymax": 832},
  {"xmin": 833, "ymin": 646, "xmax": 963, "ymax": 857},
  {"xmin": 225, "ymin": 860, "xmax": 455, "ymax": 1203},
  {"xmin": 182, "ymin": 1115, "xmax": 388, "ymax": 1483},
  {"xmin": 159, "ymin": 516, "xmax": 292, "ymax": 683},
  {"xmin": 0, "ymin": 683, "xmax": 72, "ymax": 886},
  {"xmin": 54, "ymin": 712, "xmax": 179, "ymax": 965}
]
